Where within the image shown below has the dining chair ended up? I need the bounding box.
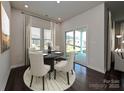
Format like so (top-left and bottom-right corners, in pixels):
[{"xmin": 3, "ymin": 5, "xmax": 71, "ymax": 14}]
[
  {"xmin": 54, "ymin": 52, "xmax": 74, "ymax": 85},
  {"xmin": 28, "ymin": 47, "xmax": 37, "ymax": 69},
  {"xmin": 28, "ymin": 47, "xmax": 36, "ymax": 52},
  {"xmin": 114, "ymin": 51, "xmax": 124, "ymax": 72},
  {"xmin": 29, "ymin": 51, "xmax": 50, "ymax": 90},
  {"xmin": 55, "ymin": 45, "xmax": 60, "ymax": 51}
]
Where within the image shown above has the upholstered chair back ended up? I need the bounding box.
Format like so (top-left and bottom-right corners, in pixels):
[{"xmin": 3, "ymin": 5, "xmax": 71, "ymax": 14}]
[
  {"xmin": 55, "ymin": 46, "xmax": 60, "ymax": 51},
  {"xmin": 29, "ymin": 51, "xmax": 47, "ymax": 76},
  {"xmin": 66, "ymin": 52, "xmax": 75, "ymax": 71},
  {"xmin": 28, "ymin": 47, "xmax": 36, "ymax": 52}
]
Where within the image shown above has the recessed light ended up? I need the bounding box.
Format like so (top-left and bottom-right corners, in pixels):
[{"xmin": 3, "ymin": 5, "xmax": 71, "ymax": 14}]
[
  {"xmin": 25, "ymin": 4, "xmax": 28, "ymax": 8},
  {"xmin": 116, "ymin": 35, "xmax": 122, "ymax": 38},
  {"xmin": 57, "ymin": 1, "xmax": 60, "ymax": 3},
  {"xmin": 58, "ymin": 17, "xmax": 61, "ymax": 21}
]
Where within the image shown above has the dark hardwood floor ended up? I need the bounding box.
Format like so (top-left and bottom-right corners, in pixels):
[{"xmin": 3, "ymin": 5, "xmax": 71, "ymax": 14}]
[{"xmin": 5, "ymin": 63, "xmax": 124, "ymax": 91}]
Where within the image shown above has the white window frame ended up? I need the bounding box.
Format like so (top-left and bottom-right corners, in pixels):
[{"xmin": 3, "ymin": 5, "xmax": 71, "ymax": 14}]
[{"xmin": 30, "ymin": 27, "xmax": 54, "ymax": 50}]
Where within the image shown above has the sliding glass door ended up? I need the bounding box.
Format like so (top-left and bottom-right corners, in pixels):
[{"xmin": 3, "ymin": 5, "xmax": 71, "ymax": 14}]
[
  {"xmin": 65, "ymin": 28, "xmax": 87, "ymax": 66},
  {"xmin": 75, "ymin": 31, "xmax": 81, "ymax": 52},
  {"xmin": 81, "ymin": 31, "xmax": 86, "ymax": 53}
]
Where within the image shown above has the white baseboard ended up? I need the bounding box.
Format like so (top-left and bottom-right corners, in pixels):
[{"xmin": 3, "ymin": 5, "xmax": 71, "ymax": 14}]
[
  {"xmin": 10, "ymin": 63, "xmax": 25, "ymax": 69},
  {"xmin": 0, "ymin": 68, "xmax": 10, "ymax": 91},
  {"xmin": 87, "ymin": 65, "xmax": 105, "ymax": 74}
]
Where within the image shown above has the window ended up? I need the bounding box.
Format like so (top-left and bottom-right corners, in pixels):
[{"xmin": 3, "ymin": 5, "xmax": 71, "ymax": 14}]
[
  {"xmin": 66, "ymin": 31, "xmax": 74, "ymax": 53},
  {"xmin": 30, "ymin": 27, "xmax": 53, "ymax": 50},
  {"xmin": 82, "ymin": 31, "xmax": 86, "ymax": 48},
  {"xmin": 31, "ymin": 27, "xmax": 41, "ymax": 50},
  {"xmin": 44, "ymin": 29, "xmax": 52, "ymax": 50}
]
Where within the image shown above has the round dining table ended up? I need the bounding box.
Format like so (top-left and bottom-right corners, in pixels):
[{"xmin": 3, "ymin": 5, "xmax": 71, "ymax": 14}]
[{"xmin": 44, "ymin": 51, "xmax": 66, "ymax": 71}]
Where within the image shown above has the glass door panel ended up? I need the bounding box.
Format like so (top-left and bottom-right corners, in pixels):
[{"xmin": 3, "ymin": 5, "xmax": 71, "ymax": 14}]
[
  {"xmin": 75, "ymin": 31, "xmax": 81, "ymax": 52},
  {"xmin": 75, "ymin": 30, "xmax": 87, "ymax": 66},
  {"xmin": 82, "ymin": 31, "xmax": 86, "ymax": 53},
  {"xmin": 65, "ymin": 31, "xmax": 74, "ymax": 53}
]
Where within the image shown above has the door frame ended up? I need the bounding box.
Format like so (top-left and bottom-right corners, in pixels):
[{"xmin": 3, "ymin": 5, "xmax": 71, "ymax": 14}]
[{"xmin": 64, "ymin": 26, "xmax": 88, "ymax": 67}]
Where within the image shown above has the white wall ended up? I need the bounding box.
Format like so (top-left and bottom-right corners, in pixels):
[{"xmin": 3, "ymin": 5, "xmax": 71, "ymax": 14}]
[
  {"xmin": 61, "ymin": 3, "xmax": 105, "ymax": 73},
  {"xmin": 11, "ymin": 9, "xmax": 25, "ymax": 67},
  {"xmin": 0, "ymin": 1, "xmax": 11, "ymax": 90}
]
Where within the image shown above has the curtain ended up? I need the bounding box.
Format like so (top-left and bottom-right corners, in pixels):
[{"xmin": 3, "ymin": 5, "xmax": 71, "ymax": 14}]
[
  {"xmin": 50, "ymin": 22, "xmax": 56, "ymax": 48},
  {"xmin": 23, "ymin": 14, "xmax": 57, "ymax": 66},
  {"xmin": 23, "ymin": 15, "xmax": 31, "ymax": 66},
  {"xmin": 106, "ymin": 10, "xmax": 112, "ymax": 71},
  {"xmin": 111, "ymin": 21, "xmax": 115, "ymax": 51},
  {"xmin": 107, "ymin": 11, "xmax": 112, "ymax": 71},
  {"xmin": 120, "ymin": 23, "xmax": 124, "ymax": 49}
]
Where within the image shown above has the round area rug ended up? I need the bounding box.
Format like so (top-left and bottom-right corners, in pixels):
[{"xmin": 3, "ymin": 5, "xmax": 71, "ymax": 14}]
[{"xmin": 23, "ymin": 68, "xmax": 76, "ymax": 91}]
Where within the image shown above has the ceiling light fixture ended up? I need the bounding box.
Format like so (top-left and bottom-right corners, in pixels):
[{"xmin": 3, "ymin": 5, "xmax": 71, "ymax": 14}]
[
  {"xmin": 58, "ymin": 17, "xmax": 61, "ymax": 21},
  {"xmin": 57, "ymin": 1, "xmax": 60, "ymax": 3},
  {"xmin": 24, "ymin": 4, "xmax": 29, "ymax": 8},
  {"xmin": 116, "ymin": 35, "xmax": 122, "ymax": 38}
]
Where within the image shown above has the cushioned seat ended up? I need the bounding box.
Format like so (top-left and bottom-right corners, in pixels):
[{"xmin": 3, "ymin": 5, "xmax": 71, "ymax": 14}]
[
  {"xmin": 54, "ymin": 61, "xmax": 67, "ymax": 71},
  {"xmin": 44, "ymin": 65, "xmax": 50, "ymax": 71}
]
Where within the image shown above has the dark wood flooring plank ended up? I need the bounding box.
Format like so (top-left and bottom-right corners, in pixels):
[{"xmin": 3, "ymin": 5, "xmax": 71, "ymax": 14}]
[{"xmin": 5, "ymin": 64, "xmax": 124, "ymax": 91}]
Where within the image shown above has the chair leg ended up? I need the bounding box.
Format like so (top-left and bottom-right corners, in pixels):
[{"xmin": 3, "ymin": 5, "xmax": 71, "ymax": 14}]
[
  {"xmin": 49, "ymin": 72, "xmax": 51, "ymax": 80},
  {"xmin": 67, "ymin": 72, "xmax": 70, "ymax": 85},
  {"xmin": 71, "ymin": 70, "xmax": 73, "ymax": 75},
  {"xmin": 54, "ymin": 70, "xmax": 56, "ymax": 79},
  {"xmin": 29, "ymin": 66, "xmax": 31, "ymax": 70},
  {"xmin": 30, "ymin": 75, "xmax": 33, "ymax": 87},
  {"xmin": 73, "ymin": 63, "xmax": 75, "ymax": 71},
  {"xmin": 42, "ymin": 76, "xmax": 45, "ymax": 90}
]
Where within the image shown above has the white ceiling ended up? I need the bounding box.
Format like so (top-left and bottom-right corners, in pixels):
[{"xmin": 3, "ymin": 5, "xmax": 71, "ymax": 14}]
[{"xmin": 11, "ymin": 1, "xmax": 103, "ymax": 22}]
